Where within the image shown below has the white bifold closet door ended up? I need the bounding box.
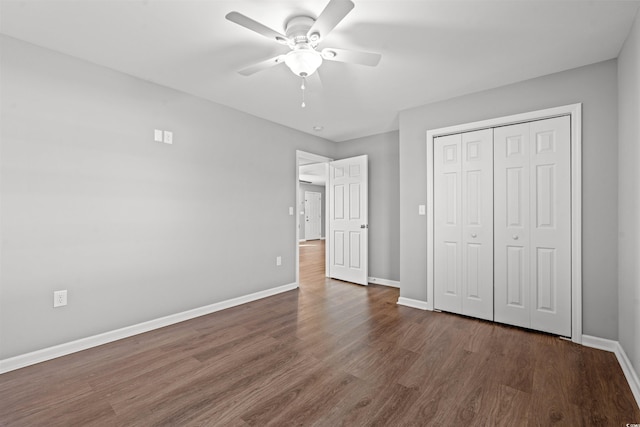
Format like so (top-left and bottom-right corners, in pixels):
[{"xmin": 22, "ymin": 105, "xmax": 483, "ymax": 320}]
[
  {"xmin": 494, "ymin": 116, "xmax": 571, "ymax": 336},
  {"xmin": 434, "ymin": 129, "xmax": 494, "ymax": 320}
]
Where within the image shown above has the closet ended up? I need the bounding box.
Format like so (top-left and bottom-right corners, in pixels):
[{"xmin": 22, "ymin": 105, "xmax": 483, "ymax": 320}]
[{"xmin": 433, "ymin": 115, "xmax": 571, "ymax": 336}]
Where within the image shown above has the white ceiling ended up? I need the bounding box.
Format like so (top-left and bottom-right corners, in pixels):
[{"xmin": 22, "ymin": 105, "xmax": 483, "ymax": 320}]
[
  {"xmin": 300, "ymin": 163, "xmax": 327, "ymax": 186},
  {"xmin": 1, "ymin": 0, "xmax": 638, "ymax": 142}
]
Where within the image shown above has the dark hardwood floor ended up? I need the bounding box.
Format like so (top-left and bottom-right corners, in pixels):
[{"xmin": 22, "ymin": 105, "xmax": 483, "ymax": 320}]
[{"xmin": 1, "ymin": 239, "xmax": 639, "ymax": 425}]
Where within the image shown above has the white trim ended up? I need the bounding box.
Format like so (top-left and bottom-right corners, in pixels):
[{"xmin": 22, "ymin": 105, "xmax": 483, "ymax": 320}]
[
  {"xmin": 0, "ymin": 282, "xmax": 298, "ymax": 374},
  {"xmin": 570, "ymin": 104, "xmax": 583, "ymax": 344},
  {"xmin": 368, "ymin": 277, "xmax": 400, "ymax": 288},
  {"xmin": 582, "ymin": 334, "xmax": 619, "ymax": 352},
  {"xmin": 397, "ymin": 297, "xmax": 431, "ymax": 310},
  {"xmin": 426, "ymin": 103, "xmax": 583, "ymax": 343},
  {"xmin": 297, "ymin": 151, "xmax": 333, "ymax": 164},
  {"xmin": 582, "ymin": 335, "xmax": 640, "ymax": 408},
  {"xmin": 324, "ymin": 162, "xmax": 330, "ymax": 278},
  {"xmin": 426, "ymin": 122, "xmax": 436, "ymax": 311},
  {"xmin": 427, "ymin": 104, "xmax": 581, "ymax": 137}
]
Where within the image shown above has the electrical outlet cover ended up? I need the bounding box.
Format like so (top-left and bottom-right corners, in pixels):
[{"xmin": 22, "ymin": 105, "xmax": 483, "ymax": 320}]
[
  {"xmin": 163, "ymin": 130, "xmax": 173, "ymax": 144},
  {"xmin": 54, "ymin": 290, "xmax": 67, "ymax": 307}
]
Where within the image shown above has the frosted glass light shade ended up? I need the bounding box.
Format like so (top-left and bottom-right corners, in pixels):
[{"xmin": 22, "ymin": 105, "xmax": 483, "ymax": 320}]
[{"xmin": 284, "ymin": 46, "xmax": 323, "ymax": 77}]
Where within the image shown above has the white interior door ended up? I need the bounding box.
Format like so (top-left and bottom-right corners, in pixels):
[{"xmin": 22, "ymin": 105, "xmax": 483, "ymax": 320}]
[
  {"xmin": 434, "ymin": 130, "xmax": 493, "ymax": 319},
  {"xmin": 434, "ymin": 133, "xmax": 463, "ymax": 313},
  {"xmin": 329, "ymin": 155, "xmax": 368, "ymax": 285},
  {"xmin": 529, "ymin": 117, "xmax": 571, "ymax": 336},
  {"xmin": 494, "ymin": 123, "xmax": 531, "ymax": 329},
  {"xmin": 304, "ymin": 191, "xmax": 322, "ymax": 240},
  {"xmin": 461, "ymin": 129, "xmax": 494, "ymax": 320},
  {"xmin": 494, "ymin": 116, "xmax": 571, "ymax": 336}
]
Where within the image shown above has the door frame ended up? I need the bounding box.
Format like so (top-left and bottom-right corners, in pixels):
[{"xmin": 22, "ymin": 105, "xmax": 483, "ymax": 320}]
[
  {"xmin": 425, "ymin": 103, "xmax": 583, "ymax": 343},
  {"xmin": 296, "ymin": 150, "xmax": 332, "ymax": 286}
]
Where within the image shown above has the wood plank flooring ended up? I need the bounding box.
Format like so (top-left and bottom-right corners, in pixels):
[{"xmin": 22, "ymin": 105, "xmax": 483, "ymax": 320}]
[{"xmin": 1, "ymin": 239, "xmax": 639, "ymax": 425}]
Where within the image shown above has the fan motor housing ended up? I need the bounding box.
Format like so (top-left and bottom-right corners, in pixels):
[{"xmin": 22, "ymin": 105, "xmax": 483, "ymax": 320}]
[{"xmin": 285, "ymin": 16, "xmax": 315, "ymax": 44}]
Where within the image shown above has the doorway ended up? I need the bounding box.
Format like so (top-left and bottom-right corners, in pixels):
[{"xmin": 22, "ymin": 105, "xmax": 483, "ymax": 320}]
[
  {"xmin": 296, "ymin": 151, "xmax": 370, "ymax": 288},
  {"xmin": 296, "ymin": 151, "xmax": 331, "ymax": 287}
]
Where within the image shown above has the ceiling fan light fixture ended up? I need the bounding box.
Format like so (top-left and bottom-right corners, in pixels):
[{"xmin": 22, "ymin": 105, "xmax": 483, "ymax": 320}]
[{"xmin": 284, "ymin": 45, "xmax": 323, "ymax": 77}]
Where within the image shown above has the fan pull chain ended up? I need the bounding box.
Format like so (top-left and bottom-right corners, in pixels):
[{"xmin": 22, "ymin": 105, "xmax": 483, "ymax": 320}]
[{"xmin": 301, "ymin": 76, "xmax": 306, "ymax": 108}]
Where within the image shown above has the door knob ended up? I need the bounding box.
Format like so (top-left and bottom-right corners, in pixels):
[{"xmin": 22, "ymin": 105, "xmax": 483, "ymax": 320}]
[
  {"xmin": 512, "ymin": 235, "xmax": 519, "ymax": 240},
  {"xmin": 470, "ymin": 233, "xmax": 477, "ymax": 238}
]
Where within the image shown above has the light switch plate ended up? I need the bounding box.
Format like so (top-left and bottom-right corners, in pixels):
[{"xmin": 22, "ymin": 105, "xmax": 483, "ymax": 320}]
[
  {"xmin": 418, "ymin": 204, "xmax": 426, "ymax": 215},
  {"xmin": 154, "ymin": 129, "xmax": 163, "ymax": 142},
  {"xmin": 289, "ymin": 207, "xmax": 294, "ymax": 215}
]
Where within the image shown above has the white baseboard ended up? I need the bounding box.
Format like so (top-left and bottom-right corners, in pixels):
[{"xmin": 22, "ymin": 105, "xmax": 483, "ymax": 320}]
[
  {"xmin": 368, "ymin": 277, "xmax": 400, "ymax": 288},
  {"xmin": 0, "ymin": 282, "xmax": 298, "ymax": 374},
  {"xmin": 582, "ymin": 334, "xmax": 619, "ymax": 352},
  {"xmin": 583, "ymin": 335, "xmax": 640, "ymax": 409},
  {"xmin": 397, "ymin": 297, "xmax": 431, "ymax": 310}
]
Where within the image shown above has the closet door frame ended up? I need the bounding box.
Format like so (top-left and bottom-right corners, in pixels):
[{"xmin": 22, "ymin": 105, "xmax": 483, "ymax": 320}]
[{"xmin": 425, "ymin": 103, "xmax": 582, "ymax": 343}]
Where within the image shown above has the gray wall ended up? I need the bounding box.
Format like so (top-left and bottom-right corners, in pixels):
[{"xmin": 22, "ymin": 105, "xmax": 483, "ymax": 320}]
[
  {"xmin": 399, "ymin": 60, "xmax": 619, "ymax": 340},
  {"xmin": 336, "ymin": 131, "xmax": 400, "ymax": 282},
  {"xmin": 298, "ymin": 183, "xmax": 325, "ymax": 240},
  {"xmin": 0, "ymin": 36, "xmax": 335, "ymax": 359},
  {"xmin": 1, "ymin": 32, "xmax": 629, "ymax": 361},
  {"xmin": 618, "ymin": 12, "xmax": 640, "ymax": 377}
]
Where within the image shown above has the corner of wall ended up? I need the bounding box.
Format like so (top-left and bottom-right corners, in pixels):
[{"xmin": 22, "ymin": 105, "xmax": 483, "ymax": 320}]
[{"xmin": 617, "ymin": 4, "xmax": 640, "ymax": 384}]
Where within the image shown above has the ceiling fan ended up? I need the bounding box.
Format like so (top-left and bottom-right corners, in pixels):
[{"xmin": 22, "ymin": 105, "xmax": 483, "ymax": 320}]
[{"xmin": 225, "ymin": 0, "xmax": 381, "ymax": 79}]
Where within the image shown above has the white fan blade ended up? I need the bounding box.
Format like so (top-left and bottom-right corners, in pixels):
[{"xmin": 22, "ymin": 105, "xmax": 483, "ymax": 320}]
[
  {"xmin": 226, "ymin": 12, "xmax": 289, "ymax": 44},
  {"xmin": 307, "ymin": 0, "xmax": 354, "ymax": 42},
  {"xmin": 238, "ymin": 55, "xmax": 286, "ymax": 76},
  {"xmin": 321, "ymin": 48, "xmax": 381, "ymax": 67}
]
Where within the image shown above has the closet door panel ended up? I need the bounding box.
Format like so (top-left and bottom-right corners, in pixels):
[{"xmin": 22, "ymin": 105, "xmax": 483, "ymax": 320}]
[
  {"xmin": 434, "ymin": 115, "xmax": 571, "ymax": 337},
  {"xmin": 529, "ymin": 116, "xmax": 571, "ymax": 336},
  {"xmin": 494, "ymin": 123, "xmax": 531, "ymax": 329},
  {"xmin": 434, "ymin": 134, "xmax": 462, "ymax": 314},
  {"xmin": 461, "ymin": 129, "xmax": 494, "ymax": 320}
]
